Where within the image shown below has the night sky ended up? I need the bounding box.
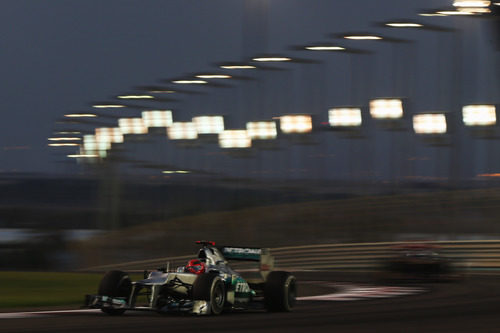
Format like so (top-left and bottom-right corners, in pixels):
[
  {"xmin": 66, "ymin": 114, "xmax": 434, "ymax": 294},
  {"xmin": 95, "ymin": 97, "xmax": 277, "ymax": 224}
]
[{"xmin": 1, "ymin": 0, "xmax": 497, "ymax": 179}]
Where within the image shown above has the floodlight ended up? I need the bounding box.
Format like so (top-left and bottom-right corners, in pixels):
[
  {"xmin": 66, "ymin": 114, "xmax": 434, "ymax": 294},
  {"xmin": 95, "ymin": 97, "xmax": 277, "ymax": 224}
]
[
  {"xmin": 220, "ymin": 65, "xmax": 257, "ymax": 69},
  {"xmin": 48, "ymin": 143, "xmax": 80, "ymax": 147},
  {"xmin": 280, "ymin": 115, "xmax": 313, "ymax": 134},
  {"xmin": 117, "ymin": 95, "xmax": 155, "ymax": 99},
  {"xmin": 192, "ymin": 116, "xmax": 225, "ymax": 134},
  {"xmin": 305, "ymin": 45, "xmax": 346, "ymax": 51},
  {"xmin": 219, "ymin": 130, "xmax": 252, "ymax": 148},
  {"xmin": 344, "ymin": 35, "xmax": 383, "ymax": 40},
  {"xmin": 95, "ymin": 127, "xmax": 124, "ymax": 144},
  {"xmin": 64, "ymin": 114, "xmax": 97, "ymax": 118},
  {"xmin": 457, "ymin": 7, "xmax": 491, "ymax": 13},
  {"xmin": 83, "ymin": 135, "xmax": 97, "ymax": 151},
  {"xmin": 167, "ymin": 122, "xmax": 198, "ymax": 140},
  {"xmin": 162, "ymin": 170, "xmax": 191, "ymax": 174},
  {"xmin": 385, "ymin": 23, "xmax": 424, "ymax": 28},
  {"xmin": 252, "ymin": 57, "xmax": 292, "ymax": 62},
  {"xmin": 246, "ymin": 121, "xmax": 278, "ymax": 140},
  {"xmin": 195, "ymin": 74, "xmax": 232, "ymax": 79},
  {"xmin": 118, "ymin": 118, "xmax": 148, "ymax": 135},
  {"xmin": 67, "ymin": 154, "xmax": 99, "ymax": 158},
  {"xmin": 142, "ymin": 110, "xmax": 173, "ymax": 128},
  {"xmin": 92, "ymin": 104, "xmax": 126, "ymax": 109},
  {"xmin": 370, "ymin": 99, "xmax": 404, "ymax": 119},
  {"xmin": 48, "ymin": 137, "xmax": 82, "ymax": 141},
  {"xmin": 413, "ymin": 113, "xmax": 447, "ymax": 134},
  {"xmin": 436, "ymin": 10, "xmax": 475, "ymax": 15},
  {"xmin": 328, "ymin": 108, "xmax": 362, "ymax": 127},
  {"xmin": 83, "ymin": 134, "xmax": 108, "ymax": 157},
  {"xmin": 172, "ymin": 80, "xmax": 207, "ymax": 84},
  {"xmin": 419, "ymin": 13, "xmax": 447, "ymax": 17},
  {"xmin": 462, "ymin": 105, "xmax": 497, "ymax": 126},
  {"xmin": 453, "ymin": 0, "xmax": 491, "ymax": 7}
]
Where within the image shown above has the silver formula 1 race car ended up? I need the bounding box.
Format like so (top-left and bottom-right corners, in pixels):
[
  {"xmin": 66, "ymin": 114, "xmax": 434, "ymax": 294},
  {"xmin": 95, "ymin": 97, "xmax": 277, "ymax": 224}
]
[{"xmin": 84, "ymin": 241, "xmax": 296, "ymax": 315}]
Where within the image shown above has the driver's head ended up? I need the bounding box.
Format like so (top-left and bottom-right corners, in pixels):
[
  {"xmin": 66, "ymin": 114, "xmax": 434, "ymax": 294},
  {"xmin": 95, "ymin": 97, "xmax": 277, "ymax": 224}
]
[{"xmin": 185, "ymin": 259, "xmax": 206, "ymax": 275}]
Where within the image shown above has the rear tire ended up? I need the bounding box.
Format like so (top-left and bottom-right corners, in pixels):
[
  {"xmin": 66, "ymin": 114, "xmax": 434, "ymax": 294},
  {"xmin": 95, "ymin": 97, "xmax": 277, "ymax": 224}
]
[
  {"xmin": 192, "ymin": 273, "xmax": 225, "ymax": 315},
  {"xmin": 98, "ymin": 270, "xmax": 131, "ymax": 315},
  {"xmin": 264, "ymin": 271, "xmax": 296, "ymax": 312}
]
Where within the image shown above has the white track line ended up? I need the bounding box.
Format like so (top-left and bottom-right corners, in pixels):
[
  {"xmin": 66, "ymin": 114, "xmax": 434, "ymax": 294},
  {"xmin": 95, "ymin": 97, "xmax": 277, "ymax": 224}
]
[
  {"xmin": 297, "ymin": 283, "xmax": 426, "ymax": 301},
  {"xmin": 0, "ymin": 309, "xmax": 100, "ymax": 319}
]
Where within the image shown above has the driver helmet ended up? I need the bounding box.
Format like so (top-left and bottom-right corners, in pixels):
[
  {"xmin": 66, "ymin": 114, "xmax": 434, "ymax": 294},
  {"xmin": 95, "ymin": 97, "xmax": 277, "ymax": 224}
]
[{"xmin": 185, "ymin": 259, "xmax": 206, "ymax": 275}]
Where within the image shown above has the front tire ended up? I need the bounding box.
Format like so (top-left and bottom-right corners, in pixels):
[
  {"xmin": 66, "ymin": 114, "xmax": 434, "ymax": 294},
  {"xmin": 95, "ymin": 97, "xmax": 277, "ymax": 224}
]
[
  {"xmin": 192, "ymin": 273, "xmax": 226, "ymax": 315},
  {"xmin": 264, "ymin": 271, "xmax": 296, "ymax": 312},
  {"xmin": 98, "ymin": 270, "xmax": 132, "ymax": 315}
]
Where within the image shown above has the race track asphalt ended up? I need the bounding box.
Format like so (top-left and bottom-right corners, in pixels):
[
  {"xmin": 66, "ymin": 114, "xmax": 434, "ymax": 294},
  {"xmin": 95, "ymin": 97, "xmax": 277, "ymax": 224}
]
[{"xmin": 1, "ymin": 271, "xmax": 499, "ymax": 333}]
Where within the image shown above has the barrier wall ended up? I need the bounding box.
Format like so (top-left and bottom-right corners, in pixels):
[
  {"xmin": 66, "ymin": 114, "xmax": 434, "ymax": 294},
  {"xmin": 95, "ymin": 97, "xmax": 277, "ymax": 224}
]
[{"xmin": 81, "ymin": 239, "xmax": 500, "ymax": 273}]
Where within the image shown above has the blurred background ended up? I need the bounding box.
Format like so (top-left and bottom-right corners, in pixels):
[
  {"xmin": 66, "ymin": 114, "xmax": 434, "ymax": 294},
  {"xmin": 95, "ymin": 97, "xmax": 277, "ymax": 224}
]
[{"xmin": 0, "ymin": 0, "xmax": 499, "ymax": 271}]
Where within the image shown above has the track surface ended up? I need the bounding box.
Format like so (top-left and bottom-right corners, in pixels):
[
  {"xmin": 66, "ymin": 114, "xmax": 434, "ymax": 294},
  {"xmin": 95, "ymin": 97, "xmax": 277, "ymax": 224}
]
[{"xmin": 1, "ymin": 272, "xmax": 499, "ymax": 332}]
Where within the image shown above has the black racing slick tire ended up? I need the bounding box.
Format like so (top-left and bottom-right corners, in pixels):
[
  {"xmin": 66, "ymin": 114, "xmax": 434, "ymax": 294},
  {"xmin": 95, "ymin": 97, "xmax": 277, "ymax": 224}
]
[
  {"xmin": 97, "ymin": 270, "xmax": 132, "ymax": 315},
  {"xmin": 192, "ymin": 273, "xmax": 226, "ymax": 315},
  {"xmin": 264, "ymin": 271, "xmax": 296, "ymax": 312}
]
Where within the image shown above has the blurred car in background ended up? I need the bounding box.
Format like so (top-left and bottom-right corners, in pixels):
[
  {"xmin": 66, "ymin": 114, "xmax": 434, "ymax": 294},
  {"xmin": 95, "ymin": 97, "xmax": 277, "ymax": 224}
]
[{"xmin": 379, "ymin": 243, "xmax": 462, "ymax": 282}]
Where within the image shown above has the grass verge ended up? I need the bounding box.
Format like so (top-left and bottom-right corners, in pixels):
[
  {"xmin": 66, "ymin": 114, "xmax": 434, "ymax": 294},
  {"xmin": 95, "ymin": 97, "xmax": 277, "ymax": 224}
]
[{"xmin": 0, "ymin": 271, "xmax": 103, "ymax": 309}]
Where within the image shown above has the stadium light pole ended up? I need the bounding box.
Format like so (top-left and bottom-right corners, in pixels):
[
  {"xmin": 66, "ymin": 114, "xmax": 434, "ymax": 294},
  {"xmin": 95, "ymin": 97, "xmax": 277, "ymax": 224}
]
[
  {"xmin": 412, "ymin": 112, "xmax": 452, "ymax": 180},
  {"xmin": 328, "ymin": 32, "xmax": 412, "ymax": 183},
  {"xmin": 416, "ymin": 5, "xmax": 498, "ymax": 184},
  {"xmin": 290, "ymin": 42, "xmax": 372, "ymax": 181}
]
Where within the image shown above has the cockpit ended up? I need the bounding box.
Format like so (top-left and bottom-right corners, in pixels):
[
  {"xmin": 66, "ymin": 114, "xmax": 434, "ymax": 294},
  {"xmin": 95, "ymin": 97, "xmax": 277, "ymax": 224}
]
[{"xmin": 197, "ymin": 247, "xmax": 226, "ymax": 266}]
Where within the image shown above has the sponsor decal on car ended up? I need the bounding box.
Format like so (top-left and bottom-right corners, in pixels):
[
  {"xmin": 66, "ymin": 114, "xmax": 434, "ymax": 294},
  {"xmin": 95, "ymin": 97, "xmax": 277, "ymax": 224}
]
[{"xmin": 222, "ymin": 247, "xmax": 262, "ymax": 260}]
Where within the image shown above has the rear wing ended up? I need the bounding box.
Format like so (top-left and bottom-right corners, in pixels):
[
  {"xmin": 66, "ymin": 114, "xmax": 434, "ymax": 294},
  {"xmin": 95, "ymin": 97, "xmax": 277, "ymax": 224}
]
[{"xmin": 219, "ymin": 246, "xmax": 275, "ymax": 280}]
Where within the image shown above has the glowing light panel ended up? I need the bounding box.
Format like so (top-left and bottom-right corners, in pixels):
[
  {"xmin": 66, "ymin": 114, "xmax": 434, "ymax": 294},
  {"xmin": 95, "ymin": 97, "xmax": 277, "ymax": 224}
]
[
  {"xmin": 172, "ymin": 80, "xmax": 207, "ymax": 84},
  {"xmin": 92, "ymin": 104, "xmax": 126, "ymax": 109},
  {"xmin": 162, "ymin": 170, "xmax": 191, "ymax": 174},
  {"xmin": 49, "ymin": 143, "xmax": 80, "ymax": 147},
  {"xmin": 252, "ymin": 57, "xmax": 292, "ymax": 62},
  {"xmin": 280, "ymin": 115, "xmax": 313, "ymax": 134},
  {"xmin": 220, "ymin": 65, "xmax": 256, "ymax": 69},
  {"xmin": 328, "ymin": 108, "xmax": 362, "ymax": 127},
  {"xmin": 305, "ymin": 46, "xmax": 346, "ymax": 51},
  {"xmin": 344, "ymin": 35, "xmax": 383, "ymax": 40},
  {"xmin": 68, "ymin": 154, "xmax": 99, "ymax": 158},
  {"xmin": 413, "ymin": 114, "xmax": 447, "ymax": 134},
  {"xmin": 219, "ymin": 130, "xmax": 252, "ymax": 148},
  {"xmin": 167, "ymin": 122, "xmax": 198, "ymax": 140},
  {"xmin": 436, "ymin": 10, "xmax": 474, "ymax": 15},
  {"xmin": 142, "ymin": 110, "xmax": 173, "ymax": 128},
  {"xmin": 457, "ymin": 7, "xmax": 491, "ymax": 13},
  {"xmin": 370, "ymin": 99, "xmax": 404, "ymax": 119},
  {"xmin": 462, "ymin": 105, "xmax": 497, "ymax": 126},
  {"xmin": 246, "ymin": 121, "xmax": 278, "ymax": 140},
  {"xmin": 64, "ymin": 114, "xmax": 97, "ymax": 118},
  {"xmin": 83, "ymin": 134, "xmax": 109, "ymax": 157},
  {"xmin": 48, "ymin": 137, "xmax": 82, "ymax": 141},
  {"xmin": 195, "ymin": 75, "xmax": 232, "ymax": 79},
  {"xmin": 419, "ymin": 13, "xmax": 447, "ymax": 17},
  {"xmin": 117, "ymin": 95, "xmax": 154, "ymax": 99},
  {"xmin": 95, "ymin": 127, "xmax": 124, "ymax": 144},
  {"xmin": 118, "ymin": 118, "xmax": 148, "ymax": 135},
  {"xmin": 192, "ymin": 116, "xmax": 225, "ymax": 134},
  {"xmin": 453, "ymin": 0, "xmax": 491, "ymax": 7},
  {"xmin": 386, "ymin": 23, "xmax": 424, "ymax": 28}
]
